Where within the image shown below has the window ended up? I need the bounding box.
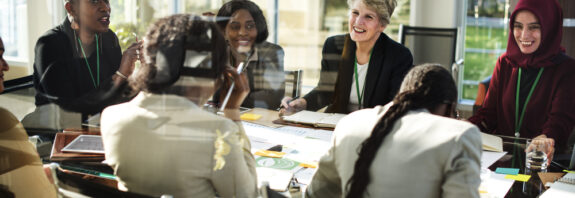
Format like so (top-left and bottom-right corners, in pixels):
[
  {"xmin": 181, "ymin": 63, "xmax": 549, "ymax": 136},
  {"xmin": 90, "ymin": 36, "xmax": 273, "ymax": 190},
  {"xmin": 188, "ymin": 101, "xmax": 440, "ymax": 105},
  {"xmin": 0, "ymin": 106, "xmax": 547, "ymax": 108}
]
[
  {"xmin": 0, "ymin": 0, "xmax": 28, "ymax": 62},
  {"xmin": 463, "ymin": 0, "xmax": 509, "ymax": 100},
  {"xmin": 109, "ymin": 0, "xmax": 410, "ymax": 95}
]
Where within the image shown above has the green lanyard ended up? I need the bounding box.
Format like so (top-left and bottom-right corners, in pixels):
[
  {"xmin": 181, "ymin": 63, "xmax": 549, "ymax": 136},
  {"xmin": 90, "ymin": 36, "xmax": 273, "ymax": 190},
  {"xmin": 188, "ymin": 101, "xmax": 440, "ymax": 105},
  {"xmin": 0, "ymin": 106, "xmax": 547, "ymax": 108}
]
[
  {"xmin": 354, "ymin": 50, "xmax": 372, "ymax": 108},
  {"xmin": 77, "ymin": 34, "xmax": 100, "ymax": 88},
  {"xmin": 514, "ymin": 67, "xmax": 544, "ymax": 137}
]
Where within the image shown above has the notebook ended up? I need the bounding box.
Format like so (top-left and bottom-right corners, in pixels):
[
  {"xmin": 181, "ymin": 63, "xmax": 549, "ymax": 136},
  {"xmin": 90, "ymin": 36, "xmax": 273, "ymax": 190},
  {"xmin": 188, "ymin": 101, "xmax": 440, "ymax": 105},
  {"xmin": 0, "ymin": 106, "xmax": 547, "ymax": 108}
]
[
  {"xmin": 282, "ymin": 110, "xmax": 346, "ymax": 128},
  {"xmin": 540, "ymin": 173, "xmax": 575, "ymax": 198},
  {"xmin": 480, "ymin": 132, "xmax": 503, "ymax": 152}
]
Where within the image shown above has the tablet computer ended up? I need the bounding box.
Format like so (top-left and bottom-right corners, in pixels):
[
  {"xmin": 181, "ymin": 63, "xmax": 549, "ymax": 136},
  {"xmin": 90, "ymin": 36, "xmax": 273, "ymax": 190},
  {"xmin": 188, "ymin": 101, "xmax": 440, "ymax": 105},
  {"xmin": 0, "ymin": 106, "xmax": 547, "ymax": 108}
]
[{"xmin": 62, "ymin": 135, "xmax": 105, "ymax": 154}]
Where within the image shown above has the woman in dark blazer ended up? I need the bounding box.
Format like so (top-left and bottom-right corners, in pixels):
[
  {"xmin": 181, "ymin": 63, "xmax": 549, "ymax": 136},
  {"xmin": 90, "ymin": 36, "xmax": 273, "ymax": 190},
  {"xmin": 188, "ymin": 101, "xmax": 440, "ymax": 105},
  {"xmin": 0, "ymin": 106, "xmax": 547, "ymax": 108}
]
[{"xmin": 281, "ymin": 0, "xmax": 412, "ymax": 114}]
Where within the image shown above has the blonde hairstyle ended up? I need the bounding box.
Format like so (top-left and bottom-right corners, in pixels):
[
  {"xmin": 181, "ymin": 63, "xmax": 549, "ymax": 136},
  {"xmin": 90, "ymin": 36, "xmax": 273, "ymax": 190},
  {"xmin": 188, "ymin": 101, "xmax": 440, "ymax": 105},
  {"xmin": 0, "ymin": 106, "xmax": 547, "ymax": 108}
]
[{"xmin": 347, "ymin": 0, "xmax": 397, "ymax": 26}]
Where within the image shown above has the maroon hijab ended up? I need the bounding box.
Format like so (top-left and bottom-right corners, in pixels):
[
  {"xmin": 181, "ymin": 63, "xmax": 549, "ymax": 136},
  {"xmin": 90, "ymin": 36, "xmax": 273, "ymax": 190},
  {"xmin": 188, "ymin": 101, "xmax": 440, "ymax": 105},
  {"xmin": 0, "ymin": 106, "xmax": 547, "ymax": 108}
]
[{"xmin": 505, "ymin": 0, "xmax": 564, "ymax": 68}]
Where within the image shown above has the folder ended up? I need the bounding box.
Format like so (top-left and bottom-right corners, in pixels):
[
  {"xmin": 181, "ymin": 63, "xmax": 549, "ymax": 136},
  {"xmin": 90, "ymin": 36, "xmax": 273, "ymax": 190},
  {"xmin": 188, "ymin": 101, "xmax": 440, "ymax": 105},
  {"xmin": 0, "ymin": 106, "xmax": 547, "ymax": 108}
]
[{"xmin": 281, "ymin": 110, "xmax": 346, "ymax": 128}]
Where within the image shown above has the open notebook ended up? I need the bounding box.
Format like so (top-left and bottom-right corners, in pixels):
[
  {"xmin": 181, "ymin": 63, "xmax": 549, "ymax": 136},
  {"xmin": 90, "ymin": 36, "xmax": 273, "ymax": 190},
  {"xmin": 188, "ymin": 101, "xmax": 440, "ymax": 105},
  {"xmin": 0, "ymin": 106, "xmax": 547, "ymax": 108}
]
[
  {"xmin": 281, "ymin": 111, "xmax": 346, "ymax": 128},
  {"xmin": 540, "ymin": 173, "xmax": 575, "ymax": 198},
  {"xmin": 480, "ymin": 132, "xmax": 503, "ymax": 152}
]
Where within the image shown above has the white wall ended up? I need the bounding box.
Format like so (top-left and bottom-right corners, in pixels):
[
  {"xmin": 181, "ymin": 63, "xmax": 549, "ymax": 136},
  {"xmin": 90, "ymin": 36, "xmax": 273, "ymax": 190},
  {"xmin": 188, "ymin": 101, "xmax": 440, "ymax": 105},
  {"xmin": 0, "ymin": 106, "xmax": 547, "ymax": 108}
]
[
  {"xmin": 25, "ymin": 0, "xmax": 64, "ymax": 73},
  {"xmin": 410, "ymin": 0, "xmax": 458, "ymax": 28}
]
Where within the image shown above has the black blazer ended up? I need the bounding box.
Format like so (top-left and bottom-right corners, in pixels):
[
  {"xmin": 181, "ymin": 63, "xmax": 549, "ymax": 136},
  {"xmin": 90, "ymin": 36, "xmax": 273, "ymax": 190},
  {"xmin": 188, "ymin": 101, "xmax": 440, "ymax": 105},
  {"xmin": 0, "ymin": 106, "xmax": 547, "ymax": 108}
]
[
  {"xmin": 304, "ymin": 33, "xmax": 413, "ymax": 114},
  {"xmin": 33, "ymin": 19, "xmax": 130, "ymax": 115}
]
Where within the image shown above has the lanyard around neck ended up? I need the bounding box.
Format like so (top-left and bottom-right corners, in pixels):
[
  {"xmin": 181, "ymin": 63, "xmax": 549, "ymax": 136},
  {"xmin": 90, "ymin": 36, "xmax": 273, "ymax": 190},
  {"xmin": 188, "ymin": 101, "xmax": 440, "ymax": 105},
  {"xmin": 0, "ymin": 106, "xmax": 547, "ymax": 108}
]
[
  {"xmin": 77, "ymin": 34, "xmax": 100, "ymax": 88},
  {"xmin": 354, "ymin": 50, "xmax": 372, "ymax": 108},
  {"xmin": 514, "ymin": 67, "xmax": 544, "ymax": 137}
]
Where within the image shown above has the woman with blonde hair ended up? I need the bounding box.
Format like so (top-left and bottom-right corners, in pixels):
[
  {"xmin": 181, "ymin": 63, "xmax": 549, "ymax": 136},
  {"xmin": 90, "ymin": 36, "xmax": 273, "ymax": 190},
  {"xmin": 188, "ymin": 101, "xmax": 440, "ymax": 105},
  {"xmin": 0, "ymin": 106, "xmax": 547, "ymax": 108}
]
[{"xmin": 281, "ymin": 0, "xmax": 413, "ymax": 114}]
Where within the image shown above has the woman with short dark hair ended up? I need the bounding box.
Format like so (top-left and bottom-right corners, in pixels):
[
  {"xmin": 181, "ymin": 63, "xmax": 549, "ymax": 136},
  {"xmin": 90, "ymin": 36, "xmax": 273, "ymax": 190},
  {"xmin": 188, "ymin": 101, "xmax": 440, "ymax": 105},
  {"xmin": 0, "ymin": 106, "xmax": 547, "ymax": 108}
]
[{"xmin": 215, "ymin": 0, "xmax": 285, "ymax": 109}]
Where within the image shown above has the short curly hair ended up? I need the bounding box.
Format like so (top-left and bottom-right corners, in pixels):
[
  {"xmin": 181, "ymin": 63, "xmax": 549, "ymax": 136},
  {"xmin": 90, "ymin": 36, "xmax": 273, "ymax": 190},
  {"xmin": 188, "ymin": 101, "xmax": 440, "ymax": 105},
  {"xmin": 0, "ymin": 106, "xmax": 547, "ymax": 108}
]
[
  {"xmin": 216, "ymin": 0, "xmax": 269, "ymax": 44},
  {"xmin": 347, "ymin": 0, "xmax": 397, "ymax": 26},
  {"xmin": 132, "ymin": 14, "xmax": 227, "ymax": 94}
]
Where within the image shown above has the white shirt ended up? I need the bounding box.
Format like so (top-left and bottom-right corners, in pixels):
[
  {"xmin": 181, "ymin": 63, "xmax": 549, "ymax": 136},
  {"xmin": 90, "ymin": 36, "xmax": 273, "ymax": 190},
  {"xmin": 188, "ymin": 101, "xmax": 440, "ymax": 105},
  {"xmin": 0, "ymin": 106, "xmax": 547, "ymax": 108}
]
[{"xmin": 349, "ymin": 62, "xmax": 369, "ymax": 111}]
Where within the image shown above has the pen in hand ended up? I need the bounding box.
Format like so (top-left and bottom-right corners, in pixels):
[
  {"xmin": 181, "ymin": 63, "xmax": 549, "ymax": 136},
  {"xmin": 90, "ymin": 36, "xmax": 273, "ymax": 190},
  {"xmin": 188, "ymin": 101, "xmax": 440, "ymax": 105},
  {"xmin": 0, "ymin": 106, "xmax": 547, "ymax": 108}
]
[
  {"xmin": 277, "ymin": 95, "xmax": 299, "ymax": 111},
  {"xmin": 219, "ymin": 52, "xmax": 251, "ymax": 112}
]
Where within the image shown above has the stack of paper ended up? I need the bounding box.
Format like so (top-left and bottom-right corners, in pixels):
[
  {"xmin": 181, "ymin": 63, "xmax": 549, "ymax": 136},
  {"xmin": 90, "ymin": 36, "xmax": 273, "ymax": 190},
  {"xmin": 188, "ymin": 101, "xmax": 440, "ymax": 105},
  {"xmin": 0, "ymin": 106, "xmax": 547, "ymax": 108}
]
[{"xmin": 282, "ymin": 110, "xmax": 346, "ymax": 128}]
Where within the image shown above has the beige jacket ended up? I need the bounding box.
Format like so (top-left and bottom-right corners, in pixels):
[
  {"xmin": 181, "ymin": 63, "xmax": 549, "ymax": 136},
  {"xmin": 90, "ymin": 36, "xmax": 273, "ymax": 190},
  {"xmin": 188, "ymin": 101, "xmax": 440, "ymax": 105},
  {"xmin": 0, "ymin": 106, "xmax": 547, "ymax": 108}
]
[
  {"xmin": 0, "ymin": 108, "xmax": 57, "ymax": 198},
  {"xmin": 306, "ymin": 106, "xmax": 482, "ymax": 198},
  {"xmin": 101, "ymin": 92, "xmax": 257, "ymax": 197}
]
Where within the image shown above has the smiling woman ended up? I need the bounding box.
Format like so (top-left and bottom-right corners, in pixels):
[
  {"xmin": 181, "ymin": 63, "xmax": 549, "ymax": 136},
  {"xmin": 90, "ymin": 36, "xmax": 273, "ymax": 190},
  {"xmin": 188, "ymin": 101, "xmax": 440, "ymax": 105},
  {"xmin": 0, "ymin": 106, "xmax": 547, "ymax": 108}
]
[
  {"xmin": 280, "ymin": 0, "xmax": 413, "ymax": 115},
  {"xmin": 215, "ymin": 0, "xmax": 286, "ymax": 110},
  {"xmin": 469, "ymin": 0, "xmax": 575, "ymax": 153},
  {"xmin": 23, "ymin": 0, "xmax": 142, "ymax": 130}
]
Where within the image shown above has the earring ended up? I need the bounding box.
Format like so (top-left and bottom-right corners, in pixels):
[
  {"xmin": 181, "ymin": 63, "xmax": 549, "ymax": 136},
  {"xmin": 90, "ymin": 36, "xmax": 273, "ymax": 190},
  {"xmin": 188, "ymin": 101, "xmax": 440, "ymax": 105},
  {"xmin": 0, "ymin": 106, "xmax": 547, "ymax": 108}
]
[{"xmin": 70, "ymin": 16, "xmax": 80, "ymax": 30}]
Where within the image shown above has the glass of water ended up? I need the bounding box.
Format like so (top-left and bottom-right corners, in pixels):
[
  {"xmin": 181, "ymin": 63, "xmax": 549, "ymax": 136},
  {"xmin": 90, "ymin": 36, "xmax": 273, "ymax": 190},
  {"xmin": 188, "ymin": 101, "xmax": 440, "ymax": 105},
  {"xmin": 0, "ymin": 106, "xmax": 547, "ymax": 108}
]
[{"xmin": 525, "ymin": 139, "xmax": 550, "ymax": 172}]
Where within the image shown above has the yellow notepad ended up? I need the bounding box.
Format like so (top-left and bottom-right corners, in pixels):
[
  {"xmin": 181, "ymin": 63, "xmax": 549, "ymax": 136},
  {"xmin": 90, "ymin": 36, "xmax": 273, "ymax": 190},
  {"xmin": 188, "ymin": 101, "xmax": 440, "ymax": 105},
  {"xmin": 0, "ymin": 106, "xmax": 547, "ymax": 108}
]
[
  {"xmin": 241, "ymin": 113, "xmax": 262, "ymax": 121},
  {"xmin": 505, "ymin": 174, "xmax": 531, "ymax": 182}
]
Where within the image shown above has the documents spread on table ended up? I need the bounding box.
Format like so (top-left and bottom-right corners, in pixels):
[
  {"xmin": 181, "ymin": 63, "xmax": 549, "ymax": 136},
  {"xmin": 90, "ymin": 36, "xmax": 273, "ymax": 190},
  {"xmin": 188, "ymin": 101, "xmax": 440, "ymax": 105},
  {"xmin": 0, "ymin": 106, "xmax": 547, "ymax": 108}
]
[
  {"xmin": 481, "ymin": 151, "xmax": 507, "ymax": 169},
  {"xmin": 479, "ymin": 151, "xmax": 514, "ymax": 198},
  {"xmin": 480, "ymin": 132, "xmax": 503, "ymax": 152},
  {"xmin": 242, "ymin": 121, "xmax": 333, "ymax": 191},
  {"xmin": 479, "ymin": 170, "xmax": 515, "ymax": 198},
  {"xmin": 540, "ymin": 173, "xmax": 575, "ymax": 198},
  {"xmin": 281, "ymin": 110, "xmax": 346, "ymax": 128}
]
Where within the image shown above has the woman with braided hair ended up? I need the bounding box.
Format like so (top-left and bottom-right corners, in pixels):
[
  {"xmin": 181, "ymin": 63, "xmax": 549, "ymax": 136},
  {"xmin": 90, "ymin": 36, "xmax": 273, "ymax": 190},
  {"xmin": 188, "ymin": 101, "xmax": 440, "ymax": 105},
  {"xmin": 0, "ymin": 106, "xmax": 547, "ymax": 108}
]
[{"xmin": 306, "ymin": 64, "xmax": 482, "ymax": 198}]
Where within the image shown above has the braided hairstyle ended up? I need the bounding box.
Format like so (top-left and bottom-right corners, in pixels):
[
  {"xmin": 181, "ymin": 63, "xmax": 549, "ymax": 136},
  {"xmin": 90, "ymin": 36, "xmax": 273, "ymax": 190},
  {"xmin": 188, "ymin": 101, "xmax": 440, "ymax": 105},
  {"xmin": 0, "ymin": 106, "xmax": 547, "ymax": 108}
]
[{"xmin": 345, "ymin": 64, "xmax": 457, "ymax": 197}]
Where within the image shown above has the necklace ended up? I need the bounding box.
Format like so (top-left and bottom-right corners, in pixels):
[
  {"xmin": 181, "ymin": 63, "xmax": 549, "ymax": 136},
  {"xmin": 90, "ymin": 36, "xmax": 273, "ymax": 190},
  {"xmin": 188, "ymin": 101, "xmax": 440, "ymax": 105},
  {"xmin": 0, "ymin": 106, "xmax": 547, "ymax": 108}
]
[
  {"xmin": 77, "ymin": 34, "xmax": 100, "ymax": 88},
  {"xmin": 354, "ymin": 50, "xmax": 373, "ymax": 108},
  {"xmin": 514, "ymin": 67, "xmax": 544, "ymax": 137}
]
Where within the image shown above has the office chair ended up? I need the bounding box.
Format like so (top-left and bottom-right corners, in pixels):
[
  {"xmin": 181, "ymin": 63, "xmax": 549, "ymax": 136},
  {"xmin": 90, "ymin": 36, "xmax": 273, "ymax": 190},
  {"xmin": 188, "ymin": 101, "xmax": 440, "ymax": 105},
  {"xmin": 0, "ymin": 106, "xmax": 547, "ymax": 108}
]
[
  {"xmin": 398, "ymin": 24, "xmax": 460, "ymax": 77},
  {"xmin": 284, "ymin": 69, "xmax": 303, "ymax": 98}
]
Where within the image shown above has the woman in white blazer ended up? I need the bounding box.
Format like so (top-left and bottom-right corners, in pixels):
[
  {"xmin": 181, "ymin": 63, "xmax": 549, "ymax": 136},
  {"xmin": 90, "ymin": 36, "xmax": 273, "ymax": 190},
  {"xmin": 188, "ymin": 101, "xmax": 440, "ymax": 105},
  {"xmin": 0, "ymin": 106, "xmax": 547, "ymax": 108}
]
[
  {"xmin": 306, "ymin": 64, "xmax": 482, "ymax": 198},
  {"xmin": 101, "ymin": 15, "xmax": 256, "ymax": 197}
]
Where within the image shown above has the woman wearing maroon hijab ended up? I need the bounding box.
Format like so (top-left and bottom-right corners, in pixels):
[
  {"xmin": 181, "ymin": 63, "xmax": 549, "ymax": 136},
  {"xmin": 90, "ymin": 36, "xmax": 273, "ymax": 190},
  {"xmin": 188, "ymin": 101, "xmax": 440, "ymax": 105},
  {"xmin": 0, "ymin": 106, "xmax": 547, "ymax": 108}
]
[{"xmin": 469, "ymin": 0, "xmax": 575, "ymax": 153}]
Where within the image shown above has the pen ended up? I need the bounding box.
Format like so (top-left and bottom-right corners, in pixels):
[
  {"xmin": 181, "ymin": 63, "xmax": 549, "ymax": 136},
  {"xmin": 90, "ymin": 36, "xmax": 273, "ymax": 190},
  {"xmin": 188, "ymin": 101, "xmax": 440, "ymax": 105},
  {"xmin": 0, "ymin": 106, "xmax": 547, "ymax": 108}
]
[
  {"xmin": 219, "ymin": 52, "xmax": 252, "ymax": 112},
  {"xmin": 277, "ymin": 95, "xmax": 299, "ymax": 111}
]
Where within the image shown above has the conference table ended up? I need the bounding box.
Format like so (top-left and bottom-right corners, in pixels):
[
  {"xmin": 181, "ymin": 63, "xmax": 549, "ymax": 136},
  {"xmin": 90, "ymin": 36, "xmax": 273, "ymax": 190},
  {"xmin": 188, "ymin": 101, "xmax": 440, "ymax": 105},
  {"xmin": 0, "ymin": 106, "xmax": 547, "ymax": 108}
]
[{"xmin": 47, "ymin": 108, "xmax": 572, "ymax": 198}]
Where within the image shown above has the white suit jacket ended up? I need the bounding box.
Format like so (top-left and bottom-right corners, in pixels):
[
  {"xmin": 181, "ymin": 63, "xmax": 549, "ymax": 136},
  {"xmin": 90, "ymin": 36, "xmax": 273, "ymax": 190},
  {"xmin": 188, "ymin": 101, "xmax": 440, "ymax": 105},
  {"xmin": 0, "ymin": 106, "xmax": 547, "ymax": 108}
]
[
  {"xmin": 306, "ymin": 106, "xmax": 482, "ymax": 198},
  {"xmin": 101, "ymin": 92, "xmax": 257, "ymax": 198}
]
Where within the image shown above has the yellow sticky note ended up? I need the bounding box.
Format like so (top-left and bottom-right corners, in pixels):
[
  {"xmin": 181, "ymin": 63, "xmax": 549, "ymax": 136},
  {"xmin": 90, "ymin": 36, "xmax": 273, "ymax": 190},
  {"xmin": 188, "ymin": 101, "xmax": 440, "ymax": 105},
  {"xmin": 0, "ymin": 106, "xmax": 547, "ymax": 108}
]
[
  {"xmin": 505, "ymin": 174, "xmax": 531, "ymax": 182},
  {"xmin": 240, "ymin": 113, "xmax": 262, "ymax": 121},
  {"xmin": 254, "ymin": 150, "xmax": 285, "ymax": 158},
  {"xmin": 299, "ymin": 162, "xmax": 318, "ymax": 168}
]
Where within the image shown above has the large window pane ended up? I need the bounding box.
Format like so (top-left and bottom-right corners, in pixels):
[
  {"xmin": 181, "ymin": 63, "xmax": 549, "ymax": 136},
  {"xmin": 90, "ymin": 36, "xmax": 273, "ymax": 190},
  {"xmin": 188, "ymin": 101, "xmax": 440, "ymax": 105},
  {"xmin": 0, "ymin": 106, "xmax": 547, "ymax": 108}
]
[
  {"xmin": 0, "ymin": 0, "xmax": 28, "ymax": 61},
  {"xmin": 110, "ymin": 0, "xmax": 410, "ymax": 95},
  {"xmin": 463, "ymin": 0, "xmax": 509, "ymax": 100}
]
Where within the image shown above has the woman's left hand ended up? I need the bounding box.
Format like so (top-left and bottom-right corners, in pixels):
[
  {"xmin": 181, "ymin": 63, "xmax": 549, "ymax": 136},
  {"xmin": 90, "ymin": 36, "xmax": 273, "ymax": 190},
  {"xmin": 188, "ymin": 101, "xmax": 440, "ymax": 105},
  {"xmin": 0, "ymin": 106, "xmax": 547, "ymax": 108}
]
[
  {"xmin": 219, "ymin": 66, "xmax": 250, "ymax": 120},
  {"xmin": 118, "ymin": 41, "xmax": 143, "ymax": 78}
]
